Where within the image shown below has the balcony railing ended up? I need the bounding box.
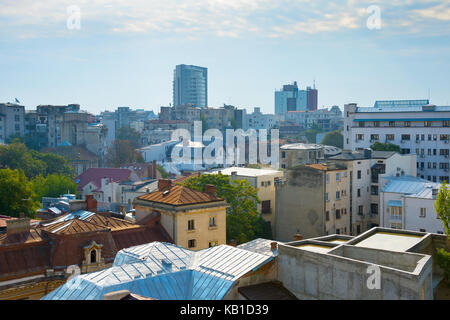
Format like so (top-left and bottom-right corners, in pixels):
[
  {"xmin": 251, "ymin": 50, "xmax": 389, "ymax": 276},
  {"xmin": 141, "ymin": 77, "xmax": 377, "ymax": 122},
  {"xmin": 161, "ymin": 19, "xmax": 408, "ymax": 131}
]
[{"xmin": 390, "ymin": 215, "xmax": 402, "ymax": 221}]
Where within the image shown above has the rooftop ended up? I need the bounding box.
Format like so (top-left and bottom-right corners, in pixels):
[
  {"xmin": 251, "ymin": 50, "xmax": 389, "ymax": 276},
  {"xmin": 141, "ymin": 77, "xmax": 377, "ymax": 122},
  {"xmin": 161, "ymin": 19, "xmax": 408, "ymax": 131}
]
[
  {"xmin": 136, "ymin": 185, "xmax": 225, "ymax": 206},
  {"xmin": 42, "ymin": 242, "xmax": 274, "ymax": 300},
  {"xmin": 382, "ymin": 175, "xmax": 441, "ymax": 199},
  {"xmin": 209, "ymin": 167, "xmax": 282, "ymax": 177},
  {"xmin": 75, "ymin": 168, "xmax": 132, "ymax": 190},
  {"xmin": 280, "ymin": 143, "xmax": 323, "ymax": 150},
  {"xmin": 351, "ymin": 231, "xmax": 425, "ymax": 252}
]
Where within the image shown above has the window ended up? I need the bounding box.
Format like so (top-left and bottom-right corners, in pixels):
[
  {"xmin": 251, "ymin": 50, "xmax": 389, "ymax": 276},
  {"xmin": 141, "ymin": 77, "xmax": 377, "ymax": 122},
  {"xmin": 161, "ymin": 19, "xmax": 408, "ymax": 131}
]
[
  {"xmin": 440, "ymin": 149, "xmax": 449, "ymax": 156},
  {"xmin": 188, "ymin": 220, "xmax": 195, "ymax": 231},
  {"xmin": 371, "ymin": 186, "xmax": 378, "ymax": 195},
  {"xmin": 357, "ymin": 189, "xmax": 361, "ymax": 197},
  {"xmin": 326, "ymin": 174, "xmax": 329, "ymax": 183},
  {"xmin": 357, "ymin": 170, "xmax": 361, "ymax": 179},
  {"xmin": 209, "ymin": 216, "xmax": 216, "ymax": 227},
  {"xmin": 325, "ymin": 193, "xmax": 329, "ymax": 201},
  {"xmin": 386, "ymin": 134, "xmax": 394, "ymax": 140},
  {"xmin": 325, "ymin": 211, "xmax": 329, "ymax": 221},
  {"xmin": 420, "ymin": 229, "xmax": 426, "ymax": 232},
  {"xmin": 404, "ymin": 121, "xmax": 411, "ymax": 127},
  {"xmin": 188, "ymin": 239, "xmax": 196, "ymax": 248},
  {"xmin": 425, "ymin": 121, "xmax": 432, "ymax": 127},
  {"xmin": 358, "ymin": 205, "xmax": 363, "ymax": 215},
  {"xmin": 401, "ymin": 134, "xmax": 410, "ymax": 141},
  {"xmin": 357, "ymin": 225, "xmax": 361, "ymax": 234},
  {"xmin": 336, "ymin": 209, "xmax": 341, "ymax": 219},
  {"xmin": 261, "ymin": 200, "xmax": 271, "ymax": 214},
  {"xmin": 389, "ymin": 121, "xmax": 395, "ymax": 127},
  {"xmin": 401, "ymin": 149, "xmax": 410, "ymax": 154},
  {"xmin": 444, "ymin": 121, "xmax": 449, "ymax": 127},
  {"xmin": 281, "ymin": 151, "xmax": 286, "ymax": 159},
  {"xmin": 374, "ymin": 122, "xmax": 380, "ymax": 127},
  {"xmin": 441, "ymin": 134, "xmax": 449, "ymax": 141},
  {"xmin": 371, "ymin": 203, "xmax": 378, "ymax": 214},
  {"xmin": 420, "ymin": 208, "xmax": 426, "ymax": 218},
  {"xmin": 14, "ymin": 115, "xmax": 20, "ymax": 122},
  {"xmin": 90, "ymin": 250, "xmax": 97, "ymax": 264},
  {"xmin": 336, "ymin": 191, "xmax": 340, "ymax": 200},
  {"xmin": 356, "ymin": 134, "xmax": 364, "ymax": 141},
  {"xmin": 359, "ymin": 122, "xmax": 365, "ymax": 127},
  {"xmin": 370, "ymin": 134, "xmax": 379, "ymax": 141},
  {"xmin": 336, "ymin": 173, "xmax": 340, "ymax": 181}
]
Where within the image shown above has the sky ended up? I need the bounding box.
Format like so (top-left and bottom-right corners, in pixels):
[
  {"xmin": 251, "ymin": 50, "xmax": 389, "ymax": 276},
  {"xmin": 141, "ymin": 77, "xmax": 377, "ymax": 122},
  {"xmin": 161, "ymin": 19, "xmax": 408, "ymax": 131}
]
[{"xmin": 0, "ymin": 0, "xmax": 449, "ymax": 115}]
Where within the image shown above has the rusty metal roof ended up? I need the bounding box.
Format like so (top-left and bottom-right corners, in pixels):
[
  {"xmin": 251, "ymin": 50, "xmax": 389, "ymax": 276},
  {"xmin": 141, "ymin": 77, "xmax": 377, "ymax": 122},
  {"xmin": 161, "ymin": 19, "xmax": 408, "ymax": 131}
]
[{"xmin": 136, "ymin": 185, "xmax": 224, "ymax": 206}]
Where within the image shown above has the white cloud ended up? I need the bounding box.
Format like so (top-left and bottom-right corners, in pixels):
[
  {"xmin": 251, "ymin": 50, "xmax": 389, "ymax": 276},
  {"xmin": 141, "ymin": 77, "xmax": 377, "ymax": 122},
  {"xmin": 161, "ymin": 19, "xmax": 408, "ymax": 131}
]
[{"xmin": 0, "ymin": 0, "xmax": 449, "ymax": 39}]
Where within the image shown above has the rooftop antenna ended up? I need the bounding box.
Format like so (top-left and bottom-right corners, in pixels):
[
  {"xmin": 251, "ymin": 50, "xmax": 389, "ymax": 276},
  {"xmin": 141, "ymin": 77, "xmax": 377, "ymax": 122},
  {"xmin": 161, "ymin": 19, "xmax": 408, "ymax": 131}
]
[
  {"xmin": 313, "ymin": 79, "xmax": 316, "ymax": 90},
  {"xmin": 428, "ymin": 88, "xmax": 430, "ymax": 102}
]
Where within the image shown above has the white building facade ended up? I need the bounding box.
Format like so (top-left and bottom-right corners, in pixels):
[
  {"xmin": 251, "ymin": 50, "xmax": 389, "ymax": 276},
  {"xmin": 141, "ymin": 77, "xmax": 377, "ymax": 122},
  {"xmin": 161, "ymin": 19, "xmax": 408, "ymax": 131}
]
[
  {"xmin": 344, "ymin": 101, "xmax": 450, "ymax": 183},
  {"xmin": 380, "ymin": 175, "xmax": 445, "ymax": 234}
]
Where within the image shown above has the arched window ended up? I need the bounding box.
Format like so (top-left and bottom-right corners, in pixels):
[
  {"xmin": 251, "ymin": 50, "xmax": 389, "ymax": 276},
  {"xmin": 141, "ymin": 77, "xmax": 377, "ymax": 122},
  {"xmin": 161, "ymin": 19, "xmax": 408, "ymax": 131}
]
[{"xmin": 90, "ymin": 250, "xmax": 97, "ymax": 263}]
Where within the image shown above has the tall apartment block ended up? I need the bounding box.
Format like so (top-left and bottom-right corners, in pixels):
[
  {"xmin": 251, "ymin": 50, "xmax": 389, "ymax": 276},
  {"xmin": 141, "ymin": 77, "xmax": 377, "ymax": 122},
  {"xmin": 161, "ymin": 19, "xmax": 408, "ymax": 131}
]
[
  {"xmin": 275, "ymin": 81, "xmax": 318, "ymax": 115},
  {"xmin": 0, "ymin": 103, "xmax": 25, "ymax": 144},
  {"xmin": 173, "ymin": 64, "xmax": 207, "ymax": 108},
  {"xmin": 344, "ymin": 99, "xmax": 450, "ymax": 183}
]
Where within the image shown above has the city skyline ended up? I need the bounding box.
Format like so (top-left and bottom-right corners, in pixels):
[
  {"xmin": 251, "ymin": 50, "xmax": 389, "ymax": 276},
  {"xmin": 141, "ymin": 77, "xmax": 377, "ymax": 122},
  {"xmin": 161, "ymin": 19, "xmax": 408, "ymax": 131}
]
[{"xmin": 1, "ymin": 1, "xmax": 449, "ymax": 115}]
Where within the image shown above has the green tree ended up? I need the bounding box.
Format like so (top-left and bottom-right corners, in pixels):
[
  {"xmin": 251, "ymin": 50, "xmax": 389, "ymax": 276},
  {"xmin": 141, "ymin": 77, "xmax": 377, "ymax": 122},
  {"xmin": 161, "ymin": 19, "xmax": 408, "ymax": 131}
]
[
  {"xmin": 0, "ymin": 169, "xmax": 39, "ymax": 218},
  {"xmin": 6, "ymin": 134, "xmax": 40, "ymax": 151},
  {"xmin": 436, "ymin": 248, "xmax": 450, "ymax": 285},
  {"xmin": 182, "ymin": 173, "xmax": 272, "ymax": 243},
  {"xmin": 157, "ymin": 164, "xmax": 169, "ymax": 178},
  {"xmin": 435, "ymin": 182, "xmax": 450, "ymax": 246},
  {"xmin": 370, "ymin": 142, "xmax": 401, "ymax": 152},
  {"xmin": 106, "ymin": 139, "xmax": 144, "ymax": 167},
  {"xmin": 117, "ymin": 126, "xmax": 141, "ymax": 149},
  {"xmin": 0, "ymin": 142, "xmax": 74, "ymax": 179},
  {"xmin": 32, "ymin": 174, "xmax": 77, "ymax": 202},
  {"xmin": 321, "ymin": 130, "xmax": 344, "ymax": 148}
]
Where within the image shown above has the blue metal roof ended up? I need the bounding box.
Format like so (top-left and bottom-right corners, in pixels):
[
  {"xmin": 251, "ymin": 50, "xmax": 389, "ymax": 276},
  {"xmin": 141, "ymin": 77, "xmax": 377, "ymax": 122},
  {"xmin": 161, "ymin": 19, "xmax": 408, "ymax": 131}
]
[
  {"xmin": 42, "ymin": 242, "xmax": 273, "ymax": 300},
  {"xmin": 382, "ymin": 176, "xmax": 441, "ymax": 199}
]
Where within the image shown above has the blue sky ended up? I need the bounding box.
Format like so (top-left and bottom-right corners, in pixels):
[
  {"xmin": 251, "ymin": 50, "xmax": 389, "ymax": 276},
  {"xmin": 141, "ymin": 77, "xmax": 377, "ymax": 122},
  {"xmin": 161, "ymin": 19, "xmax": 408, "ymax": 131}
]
[{"xmin": 0, "ymin": 0, "xmax": 449, "ymax": 115}]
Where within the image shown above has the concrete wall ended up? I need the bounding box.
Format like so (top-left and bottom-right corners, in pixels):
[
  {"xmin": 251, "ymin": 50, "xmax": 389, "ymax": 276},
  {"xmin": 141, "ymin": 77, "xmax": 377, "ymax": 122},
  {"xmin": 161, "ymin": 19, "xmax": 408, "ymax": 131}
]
[
  {"xmin": 275, "ymin": 166, "xmax": 325, "ymax": 241},
  {"xmin": 277, "ymin": 242, "xmax": 433, "ymax": 300}
]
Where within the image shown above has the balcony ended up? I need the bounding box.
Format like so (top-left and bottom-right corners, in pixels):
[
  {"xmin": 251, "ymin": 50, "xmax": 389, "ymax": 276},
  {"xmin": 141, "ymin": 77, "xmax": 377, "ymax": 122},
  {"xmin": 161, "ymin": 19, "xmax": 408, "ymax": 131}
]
[{"xmin": 390, "ymin": 215, "xmax": 402, "ymax": 221}]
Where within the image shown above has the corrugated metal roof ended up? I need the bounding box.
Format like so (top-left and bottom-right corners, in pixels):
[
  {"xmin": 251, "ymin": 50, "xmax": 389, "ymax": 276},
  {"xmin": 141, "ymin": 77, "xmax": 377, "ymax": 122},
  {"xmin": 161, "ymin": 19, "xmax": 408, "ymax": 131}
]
[
  {"xmin": 42, "ymin": 242, "xmax": 273, "ymax": 300},
  {"xmin": 382, "ymin": 176, "xmax": 441, "ymax": 199},
  {"xmin": 237, "ymin": 238, "xmax": 280, "ymax": 257}
]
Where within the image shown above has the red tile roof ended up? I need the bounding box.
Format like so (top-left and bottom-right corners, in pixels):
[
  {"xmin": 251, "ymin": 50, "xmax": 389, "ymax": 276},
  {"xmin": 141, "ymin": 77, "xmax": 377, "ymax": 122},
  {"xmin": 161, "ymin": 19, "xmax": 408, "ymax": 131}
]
[
  {"xmin": 75, "ymin": 168, "xmax": 131, "ymax": 190},
  {"xmin": 136, "ymin": 185, "xmax": 224, "ymax": 206}
]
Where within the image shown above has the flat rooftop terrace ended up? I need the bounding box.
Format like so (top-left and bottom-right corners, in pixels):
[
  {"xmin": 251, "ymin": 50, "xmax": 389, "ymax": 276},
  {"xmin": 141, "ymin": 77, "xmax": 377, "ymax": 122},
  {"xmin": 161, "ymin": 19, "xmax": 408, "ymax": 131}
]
[{"xmin": 351, "ymin": 232, "xmax": 424, "ymax": 252}]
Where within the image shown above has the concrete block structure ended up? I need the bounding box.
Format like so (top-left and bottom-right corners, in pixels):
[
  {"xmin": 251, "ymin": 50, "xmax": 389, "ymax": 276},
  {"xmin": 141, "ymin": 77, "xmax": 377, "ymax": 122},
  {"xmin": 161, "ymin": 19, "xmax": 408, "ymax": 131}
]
[{"xmin": 278, "ymin": 227, "xmax": 447, "ymax": 300}]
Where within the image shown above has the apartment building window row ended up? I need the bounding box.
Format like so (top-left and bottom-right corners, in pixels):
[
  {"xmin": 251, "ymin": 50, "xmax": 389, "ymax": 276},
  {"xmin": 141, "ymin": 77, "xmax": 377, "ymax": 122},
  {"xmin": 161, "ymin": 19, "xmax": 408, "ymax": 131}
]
[{"xmin": 419, "ymin": 208, "xmax": 426, "ymax": 218}]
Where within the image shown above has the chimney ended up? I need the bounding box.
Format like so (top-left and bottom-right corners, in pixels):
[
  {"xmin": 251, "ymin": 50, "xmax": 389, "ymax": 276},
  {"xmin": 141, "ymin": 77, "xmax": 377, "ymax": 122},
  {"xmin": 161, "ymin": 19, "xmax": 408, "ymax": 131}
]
[
  {"xmin": 158, "ymin": 179, "xmax": 172, "ymax": 191},
  {"xmin": 293, "ymin": 234, "xmax": 303, "ymax": 241},
  {"xmin": 270, "ymin": 242, "xmax": 278, "ymax": 250},
  {"xmin": 6, "ymin": 217, "xmax": 31, "ymax": 235},
  {"xmin": 229, "ymin": 239, "xmax": 237, "ymax": 247},
  {"xmin": 205, "ymin": 184, "xmax": 216, "ymax": 196},
  {"xmin": 86, "ymin": 194, "xmax": 98, "ymax": 212}
]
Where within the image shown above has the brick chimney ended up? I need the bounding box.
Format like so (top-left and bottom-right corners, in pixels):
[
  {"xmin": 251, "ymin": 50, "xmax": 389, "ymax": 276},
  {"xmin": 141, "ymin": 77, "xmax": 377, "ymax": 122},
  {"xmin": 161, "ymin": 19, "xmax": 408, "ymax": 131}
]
[
  {"xmin": 270, "ymin": 242, "xmax": 278, "ymax": 250},
  {"xmin": 229, "ymin": 239, "xmax": 237, "ymax": 247},
  {"xmin": 205, "ymin": 184, "xmax": 216, "ymax": 196},
  {"xmin": 86, "ymin": 194, "xmax": 98, "ymax": 212},
  {"xmin": 6, "ymin": 217, "xmax": 31, "ymax": 235},
  {"xmin": 158, "ymin": 179, "xmax": 172, "ymax": 191},
  {"xmin": 153, "ymin": 160, "xmax": 157, "ymax": 179},
  {"xmin": 293, "ymin": 234, "xmax": 303, "ymax": 241}
]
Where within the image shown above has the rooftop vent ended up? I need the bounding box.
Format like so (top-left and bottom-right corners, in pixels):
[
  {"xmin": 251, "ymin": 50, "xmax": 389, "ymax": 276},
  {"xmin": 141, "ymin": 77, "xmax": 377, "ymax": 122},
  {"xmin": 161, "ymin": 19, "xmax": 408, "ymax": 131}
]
[{"xmin": 162, "ymin": 258, "xmax": 172, "ymax": 268}]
